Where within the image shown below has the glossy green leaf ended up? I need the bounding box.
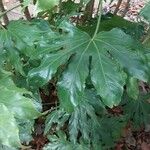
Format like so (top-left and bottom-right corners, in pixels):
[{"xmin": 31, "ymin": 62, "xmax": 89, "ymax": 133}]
[
  {"xmin": 0, "ymin": 20, "xmax": 53, "ymax": 54},
  {"xmin": 126, "ymin": 77, "xmax": 139, "ymax": 100},
  {"xmin": 0, "ymin": 72, "xmax": 40, "ymax": 148},
  {"xmin": 29, "ymin": 22, "xmax": 149, "ymax": 111},
  {"xmin": 0, "ymin": 21, "xmax": 39, "ymax": 50},
  {"xmin": 0, "ymin": 21, "xmax": 39, "ymax": 74},
  {"xmin": 0, "ymin": 29, "xmax": 22, "ymax": 73},
  {"xmin": 0, "ymin": 75, "xmax": 40, "ymax": 120},
  {"xmin": 0, "ymin": 20, "xmax": 56, "ymax": 76},
  {"xmin": 69, "ymin": 101, "xmax": 99, "ymax": 143},
  {"xmin": 7, "ymin": 20, "xmax": 43, "ymax": 48},
  {"xmin": 0, "ymin": 104, "xmax": 21, "ymax": 148}
]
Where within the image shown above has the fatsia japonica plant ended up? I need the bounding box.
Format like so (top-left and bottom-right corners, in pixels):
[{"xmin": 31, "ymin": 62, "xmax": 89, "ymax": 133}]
[{"xmin": 0, "ymin": 0, "xmax": 150, "ymax": 149}]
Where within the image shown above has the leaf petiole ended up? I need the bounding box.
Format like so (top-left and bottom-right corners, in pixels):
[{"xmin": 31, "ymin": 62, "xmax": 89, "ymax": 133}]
[{"xmin": 92, "ymin": 0, "xmax": 102, "ymax": 40}]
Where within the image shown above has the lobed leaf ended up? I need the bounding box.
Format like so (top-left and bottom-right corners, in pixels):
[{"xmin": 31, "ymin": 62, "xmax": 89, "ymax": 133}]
[
  {"xmin": 121, "ymin": 93, "xmax": 150, "ymax": 129},
  {"xmin": 29, "ymin": 22, "xmax": 149, "ymax": 111}
]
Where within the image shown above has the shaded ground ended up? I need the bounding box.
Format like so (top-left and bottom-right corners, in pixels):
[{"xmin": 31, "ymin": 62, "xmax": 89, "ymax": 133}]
[{"xmin": 2, "ymin": 0, "xmax": 147, "ymax": 21}]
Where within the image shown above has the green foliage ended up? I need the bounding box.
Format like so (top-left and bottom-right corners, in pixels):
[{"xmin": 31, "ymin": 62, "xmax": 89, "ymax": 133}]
[
  {"xmin": 0, "ymin": 19, "xmax": 57, "ymax": 148},
  {"xmin": 0, "ymin": 76, "xmax": 40, "ymax": 119},
  {"xmin": 121, "ymin": 93, "xmax": 150, "ymax": 129},
  {"xmin": 29, "ymin": 21, "xmax": 148, "ymax": 111},
  {"xmin": 0, "ymin": 71, "xmax": 40, "ymax": 148},
  {"xmin": 0, "ymin": 0, "xmax": 150, "ymax": 149},
  {"xmin": 44, "ymin": 89, "xmax": 127, "ymax": 149},
  {"xmin": 78, "ymin": 13, "xmax": 145, "ymax": 39}
]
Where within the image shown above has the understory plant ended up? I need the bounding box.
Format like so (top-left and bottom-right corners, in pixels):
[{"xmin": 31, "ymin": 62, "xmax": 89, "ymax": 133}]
[{"xmin": 0, "ymin": 0, "xmax": 150, "ymax": 149}]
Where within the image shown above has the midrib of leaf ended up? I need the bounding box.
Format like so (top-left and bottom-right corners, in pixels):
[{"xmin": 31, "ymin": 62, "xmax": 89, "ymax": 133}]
[
  {"xmin": 66, "ymin": 40, "xmax": 92, "ymax": 106},
  {"xmin": 70, "ymin": 40, "xmax": 91, "ymax": 81},
  {"xmin": 92, "ymin": 41, "xmax": 108, "ymax": 89},
  {"xmin": 45, "ymin": 39, "xmax": 90, "ymax": 81}
]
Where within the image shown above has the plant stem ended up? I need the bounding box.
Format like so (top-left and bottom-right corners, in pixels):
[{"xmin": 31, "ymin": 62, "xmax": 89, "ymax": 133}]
[
  {"xmin": 96, "ymin": 0, "xmax": 100, "ymax": 16},
  {"xmin": 0, "ymin": 3, "xmax": 22, "ymax": 18},
  {"xmin": 92, "ymin": 0, "xmax": 102, "ymax": 40}
]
